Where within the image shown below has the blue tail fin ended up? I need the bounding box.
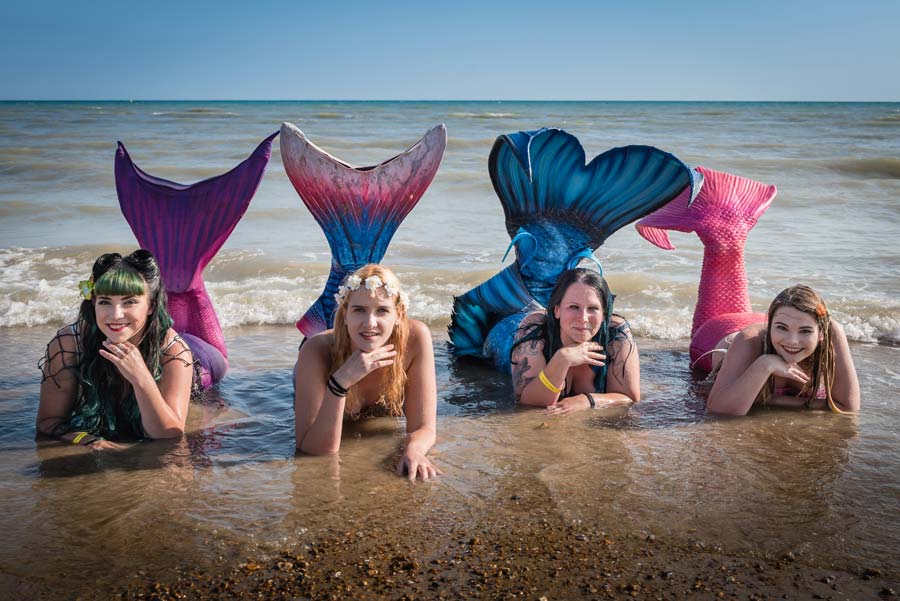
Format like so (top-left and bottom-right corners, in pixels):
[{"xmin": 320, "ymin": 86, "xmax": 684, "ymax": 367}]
[{"xmin": 450, "ymin": 128, "xmax": 701, "ymax": 367}]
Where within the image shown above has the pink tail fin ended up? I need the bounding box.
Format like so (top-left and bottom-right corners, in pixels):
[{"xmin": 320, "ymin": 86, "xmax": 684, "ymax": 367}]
[
  {"xmin": 636, "ymin": 166, "xmax": 776, "ymax": 250},
  {"xmin": 636, "ymin": 167, "xmax": 777, "ymax": 371}
]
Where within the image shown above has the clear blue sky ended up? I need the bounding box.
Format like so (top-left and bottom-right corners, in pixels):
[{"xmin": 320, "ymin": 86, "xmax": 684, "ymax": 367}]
[{"xmin": 2, "ymin": 0, "xmax": 898, "ymax": 101}]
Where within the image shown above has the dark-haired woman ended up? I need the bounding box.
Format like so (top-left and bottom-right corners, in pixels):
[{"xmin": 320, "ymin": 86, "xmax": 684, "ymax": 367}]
[
  {"xmin": 510, "ymin": 268, "xmax": 640, "ymax": 415},
  {"xmin": 37, "ymin": 250, "xmax": 196, "ymax": 448}
]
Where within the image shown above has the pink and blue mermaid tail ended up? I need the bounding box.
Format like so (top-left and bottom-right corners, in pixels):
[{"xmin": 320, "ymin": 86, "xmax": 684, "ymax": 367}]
[
  {"xmin": 449, "ymin": 128, "xmax": 703, "ymax": 375},
  {"xmin": 636, "ymin": 166, "xmax": 777, "ymax": 372},
  {"xmin": 280, "ymin": 122, "xmax": 447, "ymax": 336},
  {"xmin": 115, "ymin": 132, "xmax": 278, "ymax": 387}
]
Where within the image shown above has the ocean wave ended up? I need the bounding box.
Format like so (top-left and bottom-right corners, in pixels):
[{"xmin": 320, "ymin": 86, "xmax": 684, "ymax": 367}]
[
  {"xmin": 828, "ymin": 157, "xmax": 900, "ymax": 180},
  {"xmin": 447, "ymin": 112, "xmax": 518, "ymax": 119},
  {"xmin": 151, "ymin": 110, "xmax": 240, "ymax": 118},
  {"xmin": 311, "ymin": 112, "xmax": 353, "ymax": 119}
]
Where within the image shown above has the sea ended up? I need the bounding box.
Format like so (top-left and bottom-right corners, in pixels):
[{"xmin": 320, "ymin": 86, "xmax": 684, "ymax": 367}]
[{"xmin": 1, "ymin": 101, "xmax": 898, "ymax": 597}]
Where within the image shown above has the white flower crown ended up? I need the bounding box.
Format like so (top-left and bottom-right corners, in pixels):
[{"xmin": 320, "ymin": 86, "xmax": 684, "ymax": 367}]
[{"xmin": 334, "ymin": 274, "xmax": 410, "ymax": 307}]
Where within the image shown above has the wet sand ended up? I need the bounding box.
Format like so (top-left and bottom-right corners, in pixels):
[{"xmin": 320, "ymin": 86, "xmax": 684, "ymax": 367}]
[{"xmin": 114, "ymin": 491, "xmax": 897, "ymax": 601}]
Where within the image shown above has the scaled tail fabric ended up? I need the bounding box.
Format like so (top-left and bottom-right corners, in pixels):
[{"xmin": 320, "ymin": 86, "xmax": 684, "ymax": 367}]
[
  {"xmin": 636, "ymin": 166, "xmax": 777, "ymax": 371},
  {"xmin": 281, "ymin": 122, "xmax": 447, "ymax": 336},
  {"xmin": 115, "ymin": 132, "xmax": 278, "ymax": 386},
  {"xmin": 449, "ymin": 128, "xmax": 702, "ymax": 374}
]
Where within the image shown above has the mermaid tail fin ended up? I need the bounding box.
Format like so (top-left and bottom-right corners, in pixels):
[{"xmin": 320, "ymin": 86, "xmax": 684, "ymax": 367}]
[
  {"xmin": 280, "ymin": 122, "xmax": 447, "ymax": 336},
  {"xmin": 490, "ymin": 127, "xmax": 702, "ymax": 304},
  {"xmin": 450, "ymin": 128, "xmax": 701, "ymax": 367},
  {"xmin": 636, "ymin": 165, "xmax": 775, "ymax": 251},
  {"xmin": 115, "ymin": 132, "xmax": 277, "ymax": 379},
  {"xmin": 635, "ymin": 166, "xmax": 777, "ymax": 371}
]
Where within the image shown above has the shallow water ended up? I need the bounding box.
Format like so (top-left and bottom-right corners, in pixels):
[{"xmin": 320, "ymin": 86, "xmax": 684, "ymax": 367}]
[{"xmin": 1, "ymin": 326, "xmax": 898, "ymax": 597}]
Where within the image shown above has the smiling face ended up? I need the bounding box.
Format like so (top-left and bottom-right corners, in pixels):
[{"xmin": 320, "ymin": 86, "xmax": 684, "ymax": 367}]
[
  {"xmin": 553, "ymin": 282, "xmax": 605, "ymax": 346},
  {"xmin": 94, "ymin": 291, "xmax": 152, "ymax": 345},
  {"xmin": 769, "ymin": 306, "xmax": 822, "ymax": 364},
  {"xmin": 344, "ymin": 287, "xmax": 399, "ymax": 351}
]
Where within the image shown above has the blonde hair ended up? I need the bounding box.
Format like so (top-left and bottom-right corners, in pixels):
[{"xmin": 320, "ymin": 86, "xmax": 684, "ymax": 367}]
[
  {"xmin": 757, "ymin": 285, "xmax": 841, "ymax": 413},
  {"xmin": 331, "ymin": 264, "xmax": 409, "ymax": 417}
]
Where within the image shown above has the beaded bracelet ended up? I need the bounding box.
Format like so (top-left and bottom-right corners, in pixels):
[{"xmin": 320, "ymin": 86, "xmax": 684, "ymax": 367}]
[
  {"xmin": 587, "ymin": 393, "xmax": 597, "ymax": 408},
  {"xmin": 538, "ymin": 370, "xmax": 563, "ymax": 394}
]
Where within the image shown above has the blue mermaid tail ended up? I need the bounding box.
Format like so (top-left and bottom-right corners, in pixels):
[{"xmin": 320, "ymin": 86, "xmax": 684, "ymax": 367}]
[
  {"xmin": 449, "ymin": 128, "xmax": 702, "ymax": 372},
  {"xmin": 280, "ymin": 122, "xmax": 447, "ymax": 336}
]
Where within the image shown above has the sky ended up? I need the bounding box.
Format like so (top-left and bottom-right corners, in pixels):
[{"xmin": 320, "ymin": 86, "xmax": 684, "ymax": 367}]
[{"xmin": 1, "ymin": 0, "xmax": 899, "ymax": 101}]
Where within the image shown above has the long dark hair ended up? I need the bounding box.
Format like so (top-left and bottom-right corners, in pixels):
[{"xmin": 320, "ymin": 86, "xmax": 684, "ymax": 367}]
[
  {"xmin": 511, "ymin": 268, "xmax": 615, "ymax": 391},
  {"xmin": 73, "ymin": 250, "xmax": 174, "ymax": 435}
]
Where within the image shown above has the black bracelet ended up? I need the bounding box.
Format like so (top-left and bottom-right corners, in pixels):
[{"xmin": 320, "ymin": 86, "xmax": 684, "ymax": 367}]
[
  {"xmin": 587, "ymin": 393, "xmax": 597, "ymax": 408},
  {"xmin": 327, "ymin": 374, "xmax": 349, "ymax": 397}
]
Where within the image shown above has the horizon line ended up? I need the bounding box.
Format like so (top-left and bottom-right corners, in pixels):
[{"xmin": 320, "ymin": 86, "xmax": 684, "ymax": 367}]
[{"xmin": 2, "ymin": 98, "xmax": 899, "ymax": 103}]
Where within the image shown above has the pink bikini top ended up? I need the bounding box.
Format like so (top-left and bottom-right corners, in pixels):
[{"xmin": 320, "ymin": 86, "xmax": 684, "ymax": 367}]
[{"xmin": 773, "ymin": 385, "xmax": 827, "ymax": 400}]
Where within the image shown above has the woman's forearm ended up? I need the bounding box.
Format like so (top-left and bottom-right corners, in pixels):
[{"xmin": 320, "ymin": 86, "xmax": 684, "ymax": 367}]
[
  {"xmin": 520, "ymin": 352, "xmax": 570, "ymax": 407},
  {"xmin": 707, "ymin": 356, "xmax": 774, "ymax": 416},
  {"xmin": 298, "ymin": 392, "xmax": 346, "ymax": 455},
  {"xmin": 403, "ymin": 425, "xmax": 436, "ymax": 456},
  {"xmin": 132, "ymin": 374, "xmax": 187, "ymax": 439}
]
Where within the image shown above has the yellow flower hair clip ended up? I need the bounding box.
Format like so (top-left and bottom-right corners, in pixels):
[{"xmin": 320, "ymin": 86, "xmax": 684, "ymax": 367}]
[{"xmin": 78, "ymin": 277, "xmax": 94, "ymax": 301}]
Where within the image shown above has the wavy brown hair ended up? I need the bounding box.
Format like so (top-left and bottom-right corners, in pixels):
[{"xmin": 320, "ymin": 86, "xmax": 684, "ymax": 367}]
[
  {"xmin": 756, "ymin": 285, "xmax": 841, "ymax": 413},
  {"xmin": 331, "ymin": 264, "xmax": 409, "ymax": 417}
]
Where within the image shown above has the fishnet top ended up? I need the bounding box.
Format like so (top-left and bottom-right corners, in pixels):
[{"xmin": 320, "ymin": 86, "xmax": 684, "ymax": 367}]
[{"xmin": 39, "ymin": 323, "xmax": 200, "ymax": 439}]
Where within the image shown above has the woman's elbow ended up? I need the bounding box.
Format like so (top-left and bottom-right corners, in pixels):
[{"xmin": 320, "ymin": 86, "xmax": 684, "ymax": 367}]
[
  {"xmin": 149, "ymin": 425, "xmax": 185, "ymax": 439},
  {"xmin": 706, "ymin": 398, "xmax": 748, "ymax": 417}
]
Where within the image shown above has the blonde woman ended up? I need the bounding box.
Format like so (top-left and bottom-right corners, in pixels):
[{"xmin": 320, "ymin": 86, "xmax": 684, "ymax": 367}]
[{"xmin": 293, "ymin": 264, "xmax": 440, "ymax": 481}]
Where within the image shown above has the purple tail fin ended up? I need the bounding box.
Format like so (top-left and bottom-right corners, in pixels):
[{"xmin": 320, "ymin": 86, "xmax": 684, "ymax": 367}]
[
  {"xmin": 636, "ymin": 166, "xmax": 777, "ymax": 371},
  {"xmin": 115, "ymin": 132, "xmax": 277, "ymax": 382}
]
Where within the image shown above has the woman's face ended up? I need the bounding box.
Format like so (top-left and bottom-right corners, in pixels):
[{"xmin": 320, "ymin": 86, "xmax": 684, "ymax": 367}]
[
  {"xmin": 769, "ymin": 306, "xmax": 822, "ymax": 365},
  {"xmin": 94, "ymin": 290, "xmax": 152, "ymax": 345},
  {"xmin": 344, "ymin": 287, "xmax": 399, "ymax": 351},
  {"xmin": 553, "ymin": 282, "xmax": 605, "ymax": 346}
]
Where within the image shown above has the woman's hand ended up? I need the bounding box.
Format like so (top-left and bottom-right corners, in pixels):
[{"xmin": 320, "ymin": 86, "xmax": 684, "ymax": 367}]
[
  {"xmin": 99, "ymin": 340, "xmax": 152, "ymax": 385},
  {"xmin": 557, "ymin": 341, "xmax": 606, "ymax": 369},
  {"xmin": 765, "ymin": 354, "xmax": 810, "ymax": 385},
  {"xmin": 543, "ymin": 395, "xmax": 591, "ymax": 416},
  {"xmin": 333, "ymin": 344, "xmax": 397, "ymax": 387},
  {"xmin": 87, "ymin": 439, "xmax": 128, "ymax": 451},
  {"xmin": 396, "ymin": 448, "xmax": 442, "ymax": 482}
]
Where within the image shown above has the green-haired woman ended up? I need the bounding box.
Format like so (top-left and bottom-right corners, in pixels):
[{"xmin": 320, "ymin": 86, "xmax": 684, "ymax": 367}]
[{"xmin": 37, "ymin": 250, "xmax": 196, "ymax": 449}]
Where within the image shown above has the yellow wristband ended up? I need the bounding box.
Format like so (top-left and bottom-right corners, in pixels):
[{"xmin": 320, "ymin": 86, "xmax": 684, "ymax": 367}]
[
  {"xmin": 72, "ymin": 432, "xmax": 89, "ymax": 445},
  {"xmin": 538, "ymin": 370, "xmax": 563, "ymax": 394}
]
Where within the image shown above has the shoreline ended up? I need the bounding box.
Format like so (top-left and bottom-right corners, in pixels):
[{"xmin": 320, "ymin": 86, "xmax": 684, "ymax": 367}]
[{"xmin": 112, "ymin": 510, "xmax": 900, "ymax": 600}]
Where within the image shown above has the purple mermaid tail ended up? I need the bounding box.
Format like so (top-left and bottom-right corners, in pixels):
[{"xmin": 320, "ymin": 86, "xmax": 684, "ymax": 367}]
[
  {"xmin": 280, "ymin": 122, "xmax": 447, "ymax": 336},
  {"xmin": 636, "ymin": 166, "xmax": 777, "ymax": 371},
  {"xmin": 115, "ymin": 132, "xmax": 278, "ymax": 386}
]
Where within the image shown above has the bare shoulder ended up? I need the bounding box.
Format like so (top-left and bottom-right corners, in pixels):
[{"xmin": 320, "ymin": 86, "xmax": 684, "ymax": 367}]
[
  {"xmin": 519, "ymin": 310, "xmax": 546, "ymax": 330},
  {"xmin": 736, "ymin": 322, "xmax": 766, "ymax": 349},
  {"xmin": 49, "ymin": 324, "xmax": 79, "ymax": 353},
  {"xmin": 162, "ymin": 328, "xmax": 188, "ymax": 354},
  {"xmin": 299, "ymin": 330, "xmax": 335, "ymax": 357},
  {"xmin": 408, "ymin": 319, "xmax": 433, "ymax": 346},
  {"xmin": 609, "ymin": 314, "xmax": 631, "ymax": 331}
]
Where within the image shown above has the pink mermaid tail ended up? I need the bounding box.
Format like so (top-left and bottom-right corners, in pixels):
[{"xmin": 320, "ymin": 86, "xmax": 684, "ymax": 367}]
[
  {"xmin": 636, "ymin": 166, "xmax": 777, "ymax": 371},
  {"xmin": 115, "ymin": 132, "xmax": 278, "ymax": 386}
]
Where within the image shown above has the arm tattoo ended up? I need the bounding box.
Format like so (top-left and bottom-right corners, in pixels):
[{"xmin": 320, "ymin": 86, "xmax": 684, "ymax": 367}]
[
  {"xmin": 608, "ymin": 319, "xmax": 636, "ymax": 386},
  {"xmin": 512, "ymin": 356, "xmax": 536, "ymax": 398}
]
